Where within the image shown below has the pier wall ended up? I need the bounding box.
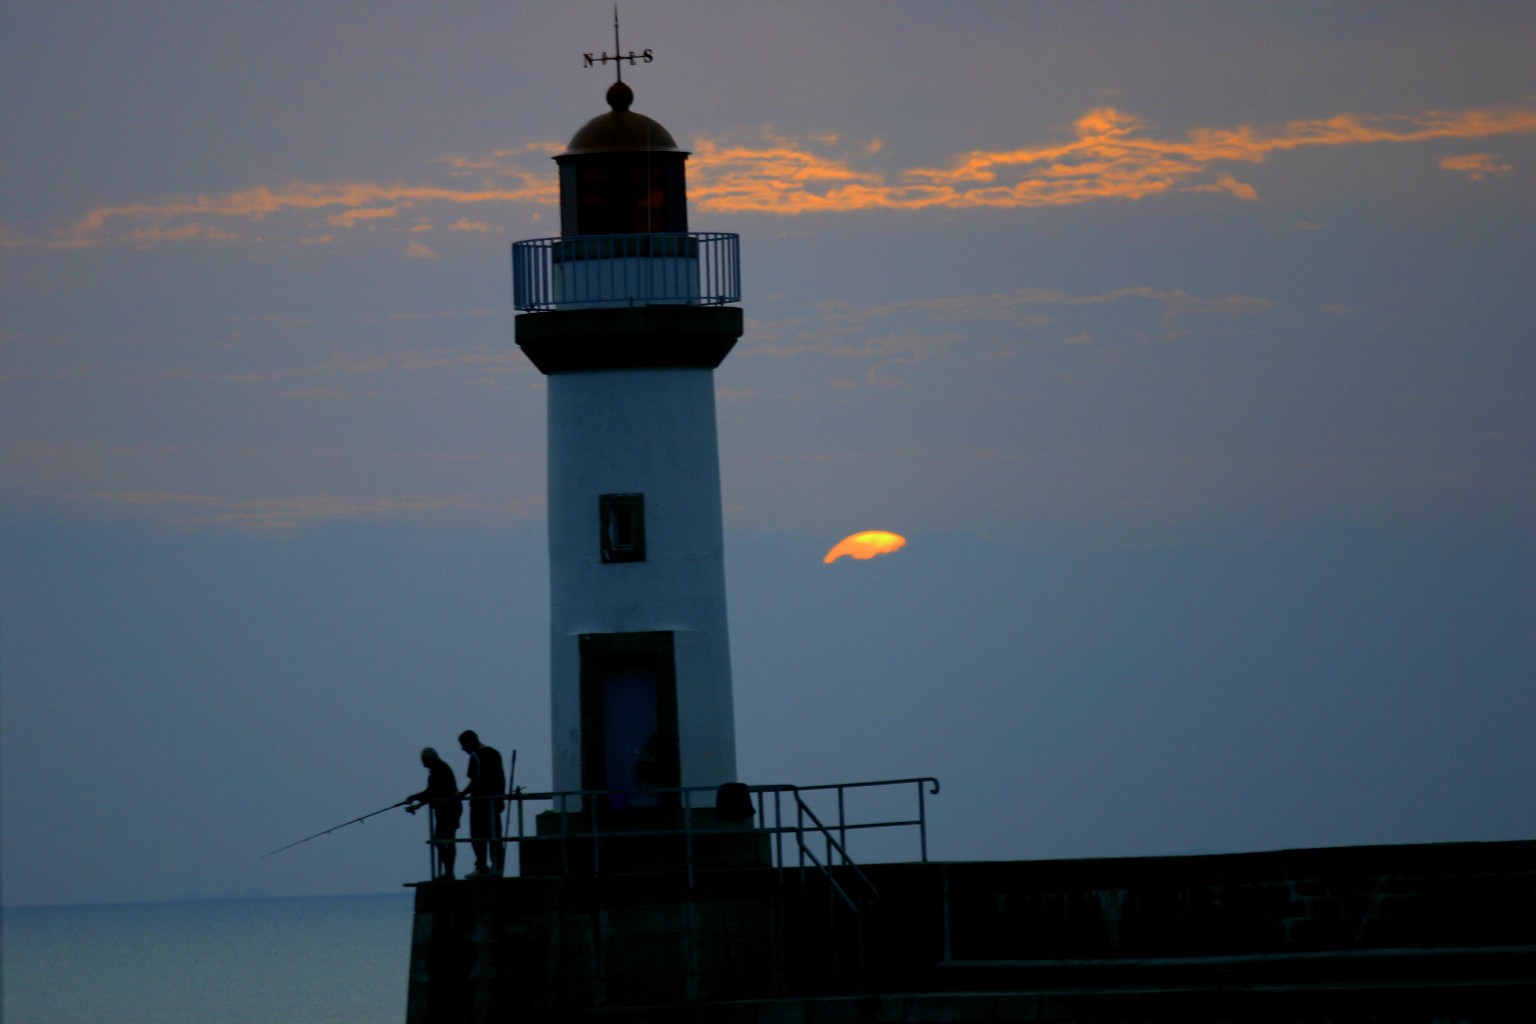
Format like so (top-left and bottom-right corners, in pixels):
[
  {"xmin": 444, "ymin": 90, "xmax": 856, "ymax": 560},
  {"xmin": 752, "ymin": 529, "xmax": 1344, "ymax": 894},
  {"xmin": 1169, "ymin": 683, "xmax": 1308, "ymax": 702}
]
[{"xmin": 406, "ymin": 838, "xmax": 1535, "ymax": 1023}]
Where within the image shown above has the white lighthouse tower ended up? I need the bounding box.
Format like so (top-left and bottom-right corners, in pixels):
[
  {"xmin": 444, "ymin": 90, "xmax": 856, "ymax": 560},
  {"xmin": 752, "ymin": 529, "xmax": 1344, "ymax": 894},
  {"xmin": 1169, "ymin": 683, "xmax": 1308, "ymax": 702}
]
[{"xmin": 513, "ymin": 77, "xmax": 743, "ymax": 813}]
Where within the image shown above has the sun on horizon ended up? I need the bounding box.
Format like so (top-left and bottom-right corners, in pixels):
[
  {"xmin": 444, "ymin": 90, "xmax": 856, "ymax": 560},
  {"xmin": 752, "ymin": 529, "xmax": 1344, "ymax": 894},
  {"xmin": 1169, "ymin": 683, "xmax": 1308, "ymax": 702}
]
[{"xmin": 823, "ymin": 530, "xmax": 908, "ymax": 564}]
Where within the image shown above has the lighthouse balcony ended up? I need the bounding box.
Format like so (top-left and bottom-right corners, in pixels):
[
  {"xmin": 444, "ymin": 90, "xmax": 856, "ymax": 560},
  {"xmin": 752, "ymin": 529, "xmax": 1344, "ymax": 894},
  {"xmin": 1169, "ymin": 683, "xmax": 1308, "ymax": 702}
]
[{"xmin": 512, "ymin": 231, "xmax": 740, "ymax": 312}]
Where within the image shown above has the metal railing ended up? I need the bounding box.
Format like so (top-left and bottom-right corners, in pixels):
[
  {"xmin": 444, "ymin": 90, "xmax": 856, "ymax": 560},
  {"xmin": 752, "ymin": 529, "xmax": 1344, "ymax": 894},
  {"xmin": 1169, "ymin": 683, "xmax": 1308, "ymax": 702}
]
[
  {"xmin": 423, "ymin": 777, "xmax": 940, "ymax": 888},
  {"xmin": 759, "ymin": 778, "xmax": 942, "ymax": 870},
  {"xmin": 511, "ymin": 231, "xmax": 740, "ymax": 311},
  {"xmin": 423, "ymin": 778, "xmax": 937, "ymax": 991}
]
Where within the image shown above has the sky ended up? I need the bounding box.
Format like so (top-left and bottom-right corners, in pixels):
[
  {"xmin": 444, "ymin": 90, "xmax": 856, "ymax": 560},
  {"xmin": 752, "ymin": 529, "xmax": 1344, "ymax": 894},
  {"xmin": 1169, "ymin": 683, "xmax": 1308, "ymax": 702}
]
[{"xmin": 1, "ymin": 1, "xmax": 1532, "ymax": 908}]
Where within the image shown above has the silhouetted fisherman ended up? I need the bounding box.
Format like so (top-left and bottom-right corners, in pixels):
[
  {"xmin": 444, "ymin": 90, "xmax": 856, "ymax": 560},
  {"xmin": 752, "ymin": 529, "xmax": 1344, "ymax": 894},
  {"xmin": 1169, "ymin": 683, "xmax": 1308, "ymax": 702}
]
[
  {"xmin": 458, "ymin": 730, "xmax": 506, "ymax": 877},
  {"xmin": 405, "ymin": 747, "xmax": 461, "ymax": 880}
]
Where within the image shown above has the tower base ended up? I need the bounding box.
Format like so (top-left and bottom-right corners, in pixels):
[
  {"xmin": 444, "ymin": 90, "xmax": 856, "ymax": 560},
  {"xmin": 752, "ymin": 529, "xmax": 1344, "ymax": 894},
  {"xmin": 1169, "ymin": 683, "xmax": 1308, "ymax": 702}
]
[{"xmin": 520, "ymin": 808, "xmax": 771, "ymax": 876}]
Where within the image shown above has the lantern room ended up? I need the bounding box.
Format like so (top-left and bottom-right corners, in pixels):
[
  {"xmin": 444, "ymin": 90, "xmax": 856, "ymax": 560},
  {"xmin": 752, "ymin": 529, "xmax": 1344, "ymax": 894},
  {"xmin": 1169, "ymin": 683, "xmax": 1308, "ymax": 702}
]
[{"xmin": 556, "ymin": 81, "xmax": 689, "ymax": 237}]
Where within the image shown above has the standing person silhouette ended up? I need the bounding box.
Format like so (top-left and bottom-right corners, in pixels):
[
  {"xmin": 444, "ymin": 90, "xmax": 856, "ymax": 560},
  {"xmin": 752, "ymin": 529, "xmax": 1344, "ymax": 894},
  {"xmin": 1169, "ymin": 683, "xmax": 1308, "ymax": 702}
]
[
  {"xmin": 405, "ymin": 748, "xmax": 461, "ymax": 879},
  {"xmin": 457, "ymin": 731, "xmax": 506, "ymax": 877}
]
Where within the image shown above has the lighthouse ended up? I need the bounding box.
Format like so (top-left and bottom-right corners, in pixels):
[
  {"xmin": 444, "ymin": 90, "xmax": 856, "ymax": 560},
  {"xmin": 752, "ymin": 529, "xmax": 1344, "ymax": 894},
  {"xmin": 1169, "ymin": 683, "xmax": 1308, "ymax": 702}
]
[{"xmin": 512, "ymin": 78, "xmax": 743, "ymax": 812}]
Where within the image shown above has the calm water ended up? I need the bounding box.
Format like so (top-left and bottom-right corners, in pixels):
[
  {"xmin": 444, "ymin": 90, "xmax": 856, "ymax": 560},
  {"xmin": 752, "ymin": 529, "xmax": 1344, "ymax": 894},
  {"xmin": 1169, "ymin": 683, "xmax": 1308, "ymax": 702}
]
[{"xmin": 2, "ymin": 893, "xmax": 415, "ymax": 1024}]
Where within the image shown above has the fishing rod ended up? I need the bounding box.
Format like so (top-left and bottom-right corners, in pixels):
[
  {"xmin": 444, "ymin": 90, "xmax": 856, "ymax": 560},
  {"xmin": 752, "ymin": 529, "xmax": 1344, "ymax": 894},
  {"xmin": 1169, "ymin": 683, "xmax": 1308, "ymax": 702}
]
[{"xmin": 260, "ymin": 799, "xmax": 409, "ymax": 859}]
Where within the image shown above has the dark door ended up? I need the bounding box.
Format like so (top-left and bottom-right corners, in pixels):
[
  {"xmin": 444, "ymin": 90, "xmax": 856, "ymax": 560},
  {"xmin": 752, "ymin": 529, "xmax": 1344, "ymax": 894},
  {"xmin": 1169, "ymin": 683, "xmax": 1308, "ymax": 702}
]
[{"xmin": 579, "ymin": 632, "xmax": 679, "ymax": 809}]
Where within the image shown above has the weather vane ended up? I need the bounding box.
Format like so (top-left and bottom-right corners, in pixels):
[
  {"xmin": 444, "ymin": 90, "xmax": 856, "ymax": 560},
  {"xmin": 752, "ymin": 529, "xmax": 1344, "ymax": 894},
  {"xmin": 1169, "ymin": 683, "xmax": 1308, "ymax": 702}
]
[{"xmin": 583, "ymin": 6, "xmax": 652, "ymax": 83}]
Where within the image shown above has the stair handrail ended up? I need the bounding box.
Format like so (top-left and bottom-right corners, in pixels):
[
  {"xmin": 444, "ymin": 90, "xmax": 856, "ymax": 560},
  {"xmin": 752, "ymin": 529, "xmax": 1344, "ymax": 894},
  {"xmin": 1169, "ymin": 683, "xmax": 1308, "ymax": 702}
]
[{"xmin": 786, "ymin": 787, "xmax": 879, "ymax": 913}]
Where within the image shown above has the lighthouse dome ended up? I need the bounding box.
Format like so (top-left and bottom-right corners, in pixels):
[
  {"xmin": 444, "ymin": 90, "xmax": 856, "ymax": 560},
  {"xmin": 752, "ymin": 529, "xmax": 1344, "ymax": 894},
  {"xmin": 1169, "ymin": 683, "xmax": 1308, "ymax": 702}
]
[{"xmin": 565, "ymin": 82, "xmax": 683, "ymax": 155}]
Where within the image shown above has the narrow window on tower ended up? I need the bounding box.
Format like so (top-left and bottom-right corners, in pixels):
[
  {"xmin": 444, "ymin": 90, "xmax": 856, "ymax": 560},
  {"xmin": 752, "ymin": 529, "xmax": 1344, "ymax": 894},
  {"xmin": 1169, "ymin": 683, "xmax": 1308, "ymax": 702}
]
[{"xmin": 599, "ymin": 493, "xmax": 646, "ymax": 563}]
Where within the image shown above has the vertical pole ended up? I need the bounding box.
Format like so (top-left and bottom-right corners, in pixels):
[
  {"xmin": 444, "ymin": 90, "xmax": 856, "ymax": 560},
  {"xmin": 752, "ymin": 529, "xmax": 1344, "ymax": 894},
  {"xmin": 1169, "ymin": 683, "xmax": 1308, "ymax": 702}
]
[
  {"xmin": 837, "ymin": 786, "xmax": 848, "ymax": 865},
  {"xmin": 918, "ymin": 780, "xmax": 929, "ymax": 862},
  {"xmin": 684, "ymin": 787, "xmax": 696, "ymax": 890},
  {"xmin": 426, "ymin": 806, "xmax": 436, "ymax": 879}
]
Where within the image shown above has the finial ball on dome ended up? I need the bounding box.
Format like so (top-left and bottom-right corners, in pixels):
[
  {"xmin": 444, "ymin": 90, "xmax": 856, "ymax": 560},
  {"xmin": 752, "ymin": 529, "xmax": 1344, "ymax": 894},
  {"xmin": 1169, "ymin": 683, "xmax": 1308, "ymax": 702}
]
[
  {"xmin": 606, "ymin": 81, "xmax": 634, "ymax": 112},
  {"xmin": 563, "ymin": 80, "xmax": 681, "ymax": 154}
]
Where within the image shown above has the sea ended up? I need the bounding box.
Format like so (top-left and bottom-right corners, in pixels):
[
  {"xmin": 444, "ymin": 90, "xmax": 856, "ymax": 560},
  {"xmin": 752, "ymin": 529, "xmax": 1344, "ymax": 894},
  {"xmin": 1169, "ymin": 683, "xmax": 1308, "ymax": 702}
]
[{"xmin": 1, "ymin": 892, "xmax": 416, "ymax": 1024}]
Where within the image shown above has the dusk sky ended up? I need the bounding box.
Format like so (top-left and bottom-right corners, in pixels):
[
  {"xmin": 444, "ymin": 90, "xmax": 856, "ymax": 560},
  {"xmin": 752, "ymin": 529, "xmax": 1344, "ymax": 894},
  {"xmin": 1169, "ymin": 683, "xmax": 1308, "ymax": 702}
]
[{"xmin": 3, "ymin": 2, "xmax": 1532, "ymax": 908}]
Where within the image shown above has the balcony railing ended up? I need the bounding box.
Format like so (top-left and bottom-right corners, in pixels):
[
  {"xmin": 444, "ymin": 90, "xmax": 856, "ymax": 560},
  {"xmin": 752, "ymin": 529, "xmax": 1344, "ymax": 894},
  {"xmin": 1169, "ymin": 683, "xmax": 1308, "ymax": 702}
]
[{"xmin": 512, "ymin": 231, "xmax": 740, "ymax": 312}]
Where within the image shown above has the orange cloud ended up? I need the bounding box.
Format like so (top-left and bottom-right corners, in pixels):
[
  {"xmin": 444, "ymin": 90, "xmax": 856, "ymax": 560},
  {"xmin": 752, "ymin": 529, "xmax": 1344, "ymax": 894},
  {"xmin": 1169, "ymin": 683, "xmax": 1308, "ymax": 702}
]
[
  {"xmin": 326, "ymin": 206, "xmax": 401, "ymax": 228},
  {"xmin": 692, "ymin": 105, "xmax": 1536, "ymax": 214},
  {"xmin": 30, "ymin": 176, "xmax": 555, "ymax": 249},
  {"xmin": 436, "ymin": 142, "xmax": 563, "ymax": 176},
  {"xmin": 1440, "ymin": 153, "xmax": 1514, "ymax": 180},
  {"xmin": 128, "ymin": 222, "xmax": 230, "ymax": 243},
  {"xmin": 824, "ymin": 530, "xmax": 908, "ymax": 563},
  {"xmin": 9, "ymin": 103, "xmax": 1531, "ymax": 249}
]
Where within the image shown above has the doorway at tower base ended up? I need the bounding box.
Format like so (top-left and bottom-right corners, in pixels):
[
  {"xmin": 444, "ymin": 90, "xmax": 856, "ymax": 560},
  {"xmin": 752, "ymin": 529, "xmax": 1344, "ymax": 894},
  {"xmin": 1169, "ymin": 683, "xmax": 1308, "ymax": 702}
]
[{"xmin": 579, "ymin": 631, "xmax": 679, "ymax": 808}]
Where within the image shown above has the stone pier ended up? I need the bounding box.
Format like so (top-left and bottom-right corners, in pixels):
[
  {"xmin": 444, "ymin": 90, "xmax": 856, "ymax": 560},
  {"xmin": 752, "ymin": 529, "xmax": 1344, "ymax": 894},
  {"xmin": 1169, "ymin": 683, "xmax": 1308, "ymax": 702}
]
[{"xmin": 406, "ymin": 837, "xmax": 1535, "ymax": 1023}]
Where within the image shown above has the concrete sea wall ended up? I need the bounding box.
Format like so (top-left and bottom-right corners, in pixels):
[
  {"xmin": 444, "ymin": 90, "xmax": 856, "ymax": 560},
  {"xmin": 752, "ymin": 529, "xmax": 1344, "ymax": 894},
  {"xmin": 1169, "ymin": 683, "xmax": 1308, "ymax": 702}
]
[{"xmin": 407, "ymin": 838, "xmax": 1535, "ymax": 1022}]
